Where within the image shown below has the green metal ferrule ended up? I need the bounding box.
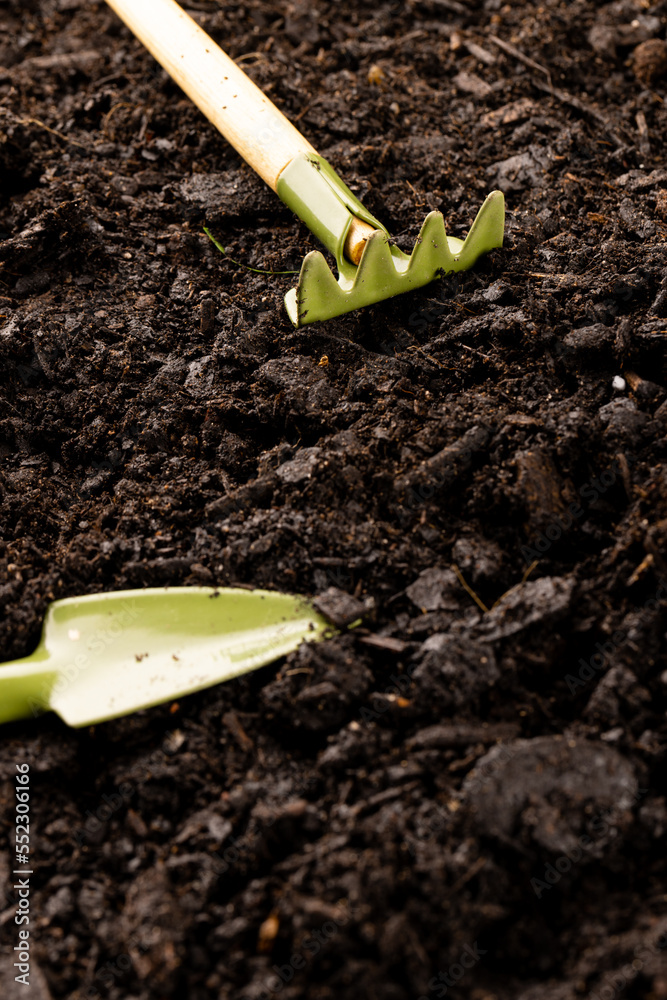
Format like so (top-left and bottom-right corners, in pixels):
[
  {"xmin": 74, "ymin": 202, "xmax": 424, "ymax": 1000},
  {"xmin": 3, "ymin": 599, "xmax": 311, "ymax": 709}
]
[{"xmin": 276, "ymin": 152, "xmax": 387, "ymax": 285}]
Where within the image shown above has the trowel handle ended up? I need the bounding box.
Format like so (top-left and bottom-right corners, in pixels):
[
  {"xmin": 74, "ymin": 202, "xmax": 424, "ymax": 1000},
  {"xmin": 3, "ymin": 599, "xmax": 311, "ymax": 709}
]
[
  {"xmin": 0, "ymin": 658, "xmax": 56, "ymax": 724},
  {"xmin": 105, "ymin": 0, "xmax": 317, "ymax": 191}
]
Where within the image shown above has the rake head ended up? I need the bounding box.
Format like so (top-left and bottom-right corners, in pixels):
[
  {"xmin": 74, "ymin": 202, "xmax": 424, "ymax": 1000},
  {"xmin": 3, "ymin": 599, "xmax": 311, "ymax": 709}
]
[{"xmin": 277, "ymin": 155, "xmax": 505, "ymax": 327}]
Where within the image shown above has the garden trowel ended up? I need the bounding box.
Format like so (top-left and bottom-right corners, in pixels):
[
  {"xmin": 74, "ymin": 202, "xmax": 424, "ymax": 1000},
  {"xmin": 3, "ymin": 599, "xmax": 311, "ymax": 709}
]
[{"xmin": 0, "ymin": 587, "xmax": 329, "ymax": 727}]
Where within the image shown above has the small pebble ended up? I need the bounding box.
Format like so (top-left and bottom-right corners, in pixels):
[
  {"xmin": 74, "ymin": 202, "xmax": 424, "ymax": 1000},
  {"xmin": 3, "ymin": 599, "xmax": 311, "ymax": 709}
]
[
  {"xmin": 612, "ymin": 375, "xmax": 626, "ymax": 391},
  {"xmin": 631, "ymin": 39, "xmax": 667, "ymax": 86},
  {"xmin": 367, "ymin": 63, "xmax": 385, "ymax": 86}
]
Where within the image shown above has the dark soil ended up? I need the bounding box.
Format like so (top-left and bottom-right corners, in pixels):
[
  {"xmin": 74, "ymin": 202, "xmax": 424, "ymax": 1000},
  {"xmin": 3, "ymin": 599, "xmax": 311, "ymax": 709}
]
[{"xmin": 1, "ymin": 1, "xmax": 667, "ymax": 998}]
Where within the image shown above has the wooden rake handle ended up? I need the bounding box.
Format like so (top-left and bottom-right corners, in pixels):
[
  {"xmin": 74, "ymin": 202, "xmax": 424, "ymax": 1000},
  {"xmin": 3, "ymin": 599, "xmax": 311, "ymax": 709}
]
[{"xmin": 105, "ymin": 0, "xmax": 317, "ymax": 190}]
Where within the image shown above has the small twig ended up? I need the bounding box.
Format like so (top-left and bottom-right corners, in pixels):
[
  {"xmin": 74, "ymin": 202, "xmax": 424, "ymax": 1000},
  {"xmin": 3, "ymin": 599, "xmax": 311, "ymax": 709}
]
[
  {"xmin": 489, "ymin": 564, "xmax": 538, "ymax": 611},
  {"xmin": 636, "ymin": 110, "xmax": 651, "ymax": 159},
  {"xmin": 406, "ymin": 345, "xmax": 456, "ymax": 371},
  {"xmin": 487, "ymin": 33, "xmax": 552, "ymax": 87},
  {"xmin": 235, "ymin": 51, "xmax": 265, "ymax": 64},
  {"xmin": 102, "ymin": 101, "xmax": 137, "ymax": 140},
  {"xmin": 2, "ymin": 111, "xmax": 87, "ymax": 148},
  {"xmin": 460, "ymin": 343, "xmax": 494, "ymax": 362},
  {"xmin": 292, "ymin": 101, "xmax": 317, "ymax": 123},
  {"xmin": 451, "ymin": 563, "xmax": 489, "ymax": 614},
  {"xmin": 421, "ymin": 0, "xmax": 466, "ymax": 12},
  {"xmin": 531, "ymin": 78, "xmax": 629, "ymax": 148},
  {"xmin": 450, "ymin": 856, "xmax": 487, "ymax": 894},
  {"xmin": 405, "ymin": 179, "xmax": 426, "ymax": 207},
  {"xmin": 465, "ymin": 40, "xmax": 497, "ymax": 67}
]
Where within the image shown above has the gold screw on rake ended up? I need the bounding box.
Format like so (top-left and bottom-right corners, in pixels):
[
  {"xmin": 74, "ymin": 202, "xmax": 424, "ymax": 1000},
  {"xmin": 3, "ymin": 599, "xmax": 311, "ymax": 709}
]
[{"xmin": 105, "ymin": 0, "xmax": 505, "ymax": 326}]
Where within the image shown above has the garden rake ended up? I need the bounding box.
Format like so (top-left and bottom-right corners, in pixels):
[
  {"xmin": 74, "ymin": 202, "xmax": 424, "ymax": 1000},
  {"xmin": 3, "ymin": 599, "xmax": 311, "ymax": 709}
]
[{"xmin": 105, "ymin": 0, "xmax": 505, "ymax": 326}]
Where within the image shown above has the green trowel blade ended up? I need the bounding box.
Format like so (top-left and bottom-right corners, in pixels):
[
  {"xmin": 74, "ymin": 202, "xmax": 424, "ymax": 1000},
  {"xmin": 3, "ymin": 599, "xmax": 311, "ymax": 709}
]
[{"xmin": 0, "ymin": 587, "xmax": 329, "ymax": 728}]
